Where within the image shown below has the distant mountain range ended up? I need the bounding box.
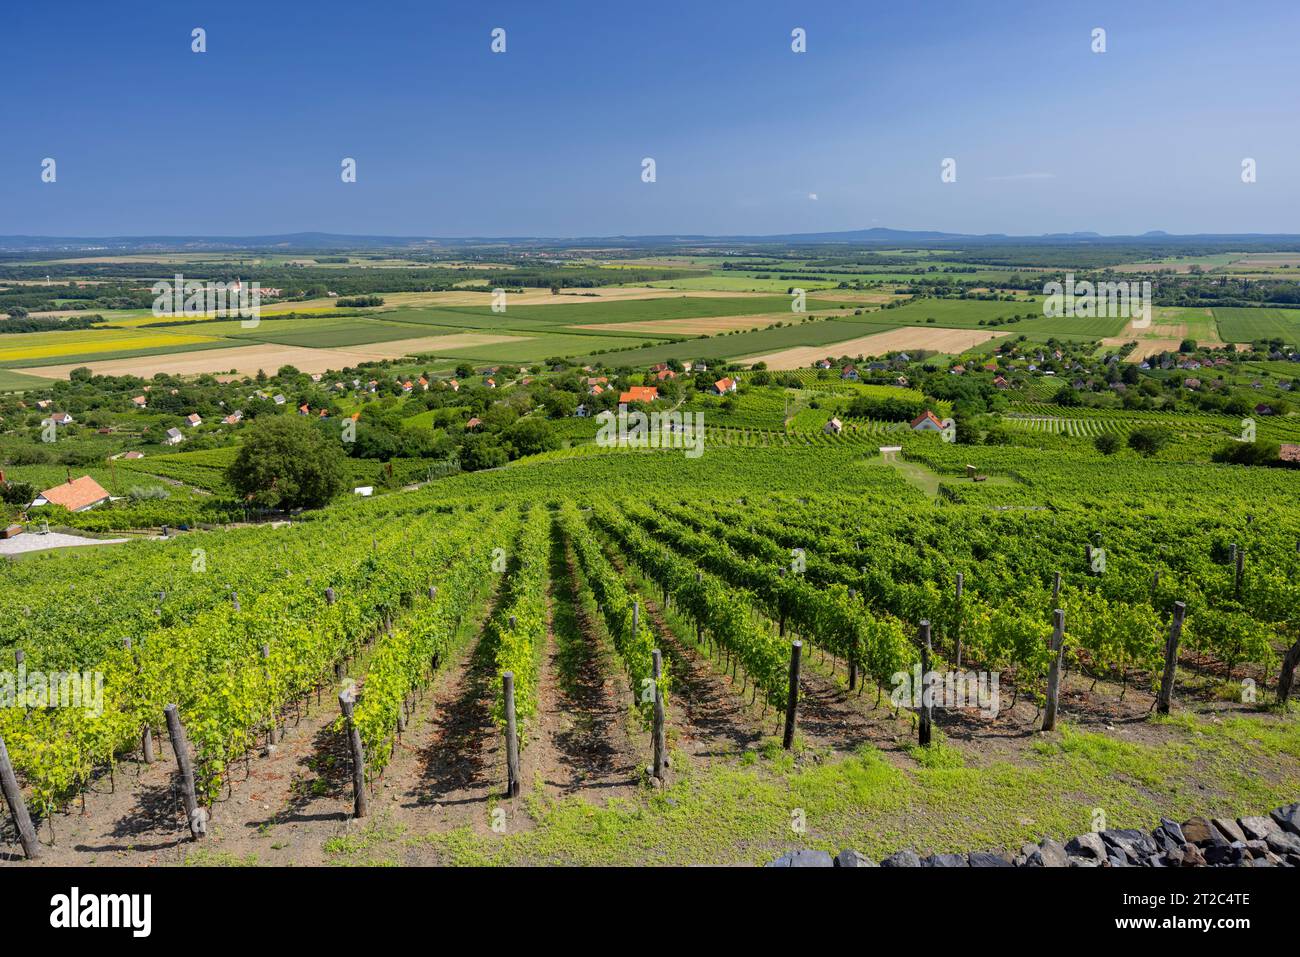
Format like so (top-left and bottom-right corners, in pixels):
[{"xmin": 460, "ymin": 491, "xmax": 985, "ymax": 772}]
[{"xmin": 2, "ymin": 228, "xmax": 1300, "ymax": 252}]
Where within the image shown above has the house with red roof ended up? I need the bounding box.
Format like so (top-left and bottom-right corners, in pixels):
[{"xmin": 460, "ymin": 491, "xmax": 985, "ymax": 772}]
[
  {"xmin": 619, "ymin": 386, "xmax": 659, "ymax": 404},
  {"xmin": 31, "ymin": 475, "xmax": 111, "ymax": 512},
  {"xmin": 910, "ymin": 410, "xmax": 945, "ymax": 432}
]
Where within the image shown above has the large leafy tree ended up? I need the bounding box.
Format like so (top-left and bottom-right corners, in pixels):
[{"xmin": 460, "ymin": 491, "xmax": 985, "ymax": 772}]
[{"xmin": 226, "ymin": 415, "xmax": 346, "ymax": 509}]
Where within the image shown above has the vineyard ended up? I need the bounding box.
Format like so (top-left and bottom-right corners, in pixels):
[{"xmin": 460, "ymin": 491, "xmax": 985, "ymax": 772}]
[{"xmin": 1, "ymin": 438, "xmax": 1298, "ymax": 866}]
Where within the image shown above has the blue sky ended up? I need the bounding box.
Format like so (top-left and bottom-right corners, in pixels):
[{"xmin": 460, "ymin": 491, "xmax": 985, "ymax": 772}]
[{"xmin": 3, "ymin": 0, "xmax": 1298, "ymax": 237}]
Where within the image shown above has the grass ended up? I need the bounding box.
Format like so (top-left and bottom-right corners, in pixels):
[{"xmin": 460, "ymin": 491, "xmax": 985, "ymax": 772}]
[
  {"xmin": 1213, "ymin": 306, "xmax": 1300, "ymax": 344},
  {"xmin": 0, "ymin": 368, "xmax": 51, "ymax": 391},
  {"xmin": 316, "ymin": 708, "xmax": 1300, "ymax": 866}
]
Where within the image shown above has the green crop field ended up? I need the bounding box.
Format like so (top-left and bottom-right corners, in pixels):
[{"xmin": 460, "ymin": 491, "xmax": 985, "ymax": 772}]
[
  {"xmin": 1214, "ymin": 306, "xmax": 1300, "ymax": 343},
  {"xmin": 0, "ymin": 368, "xmax": 51, "ymax": 391}
]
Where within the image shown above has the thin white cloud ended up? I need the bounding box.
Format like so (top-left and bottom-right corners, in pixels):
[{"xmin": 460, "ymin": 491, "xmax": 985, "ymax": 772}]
[{"xmin": 986, "ymin": 172, "xmax": 1057, "ymax": 182}]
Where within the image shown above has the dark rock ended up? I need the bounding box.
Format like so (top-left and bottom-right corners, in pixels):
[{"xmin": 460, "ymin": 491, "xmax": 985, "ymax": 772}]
[
  {"xmin": 1159, "ymin": 818, "xmax": 1186, "ymax": 844},
  {"xmin": 1102, "ymin": 828, "xmax": 1157, "ymax": 860},
  {"xmin": 1204, "ymin": 843, "xmax": 1247, "ymax": 866},
  {"xmin": 1243, "ymin": 840, "xmax": 1269, "ymax": 859},
  {"xmin": 1265, "ymin": 830, "xmax": 1300, "ymax": 857},
  {"xmin": 881, "ymin": 849, "xmax": 922, "ymax": 868},
  {"xmin": 1065, "ymin": 832, "xmax": 1107, "ymax": 860},
  {"xmin": 1030, "ymin": 838, "xmax": 1070, "ymax": 868},
  {"xmin": 1161, "ymin": 847, "xmax": 1185, "ymax": 866},
  {"xmin": 1181, "ymin": 817, "xmax": 1225, "ymax": 847},
  {"xmin": 1212, "ymin": 818, "xmax": 1246, "ymax": 844},
  {"xmin": 1271, "ymin": 803, "xmax": 1300, "ymax": 837},
  {"xmin": 1069, "ymin": 857, "xmax": 1100, "ymax": 867},
  {"xmin": 968, "ymin": 851, "xmax": 1013, "ymax": 867},
  {"xmin": 1106, "ymin": 851, "xmax": 1128, "ymax": 867},
  {"xmin": 922, "ymin": 853, "xmax": 968, "ymax": 867},
  {"xmin": 1238, "ymin": 816, "xmax": 1279, "ymax": 841},
  {"xmin": 1181, "ymin": 844, "xmax": 1206, "ymax": 867},
  {"xmin": 766, "ymin": 849, "xmax": 834, "ymax": 867},
  {"xmin": 834, "ymin": 849, "xmax": 876, "ymax": 867},
  {"xmin": 1154, "ymin": 830, "xmax": 1181, "ymax": 855}
]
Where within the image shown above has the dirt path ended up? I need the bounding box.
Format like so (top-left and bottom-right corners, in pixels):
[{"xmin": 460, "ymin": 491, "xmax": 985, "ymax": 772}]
[
  {"xmin": 5, "ymin": 660, "xmax": 366, "ymax": 865},
  {"xmin": 522, "ymin": 534, "xmax": 642, "ymax": 797},
  {"xmin": 392, "ymin": 604, "xmax": 510, "ymax": 837}
]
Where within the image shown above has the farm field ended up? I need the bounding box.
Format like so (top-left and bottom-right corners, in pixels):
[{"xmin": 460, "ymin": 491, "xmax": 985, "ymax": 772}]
[
  {"xmin": 740, "ymin": 326, "xmax": 1011, "ymax": 368},
  {"xmin": 2, "ymin": 293, "xmax": 865, "ymax": 378},
  {"xmin": 571, "ymin": 312, "xmax": 797, "ymax": 335},
  {"xmin": 0, "ymin": 368, "xmax": 52, "ymax": 391},
  {"xmin": 0, "ymin": 327, "xmax": 224, "ymax": 366},
  {"xmin": 13, "ymin": 334, "xmax": 528, "ymax": 379},
  {"xmin": 1214, "ymin": 306, "xmax": 1300, "ymax": 343}
]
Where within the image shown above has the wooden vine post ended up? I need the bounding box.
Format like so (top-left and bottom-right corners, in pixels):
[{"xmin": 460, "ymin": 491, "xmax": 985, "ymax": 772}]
[
  {"xmin": 1277, "ymin": 637, "xmax": 1300, "ymax": 707},
  {"xmin": 503, "ymin": 671, "xmax": 521, "ymax": 798},
  {"xmin": 12, "ymin": 650, "xmax": 24, "ymax": 720},
  {"xmin": 1234, "ymin": 546, "xmax": 1244, "ymax": 601},
  {"xmin": 163, "ymin": 704, "xmax": 206, "ymax": 839},
  {"xmin": 337, "ymin": 688, "xmax": 368, "ymax": 819},
  {"xmin": 918, "ymin": 620, "xmax": 932, "ymax": 747},
  {"xmin": 651, "ymin": 649, "xmax": 667, "ymax": 782},
  {"xmin": 847, "ymin": 587, "xmax": 858, "ymax": 690},
  {"xmin": 124, "ymin": 638, "xmax": 154, "ymax": 764},
  {"xmin": 953, "ymin": 573, "xmax": 964, "ymax": 667},
  {"xmin": 1041, "ymin": 610, "xmax": 1066, "ymax": 732},
  {"xmin": 0, "ymin": 734, "xmax": 41, "ymax": 859},
  {"xmin": 1156, "ymin": 601, "xmax": 1187, "ymax": 715},
  {"xmin": 782, "ymin": 640, "xmax": 802, "ymax": 750},
  {"xmin": 261, "ymin": 644, "xmax": 279, "ymax": 744}
]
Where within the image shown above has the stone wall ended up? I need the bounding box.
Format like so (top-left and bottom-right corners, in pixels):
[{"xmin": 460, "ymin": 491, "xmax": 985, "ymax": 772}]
[{"xmin": 766, "ymin": 801, "xmax": 1300, "ymax": 867}]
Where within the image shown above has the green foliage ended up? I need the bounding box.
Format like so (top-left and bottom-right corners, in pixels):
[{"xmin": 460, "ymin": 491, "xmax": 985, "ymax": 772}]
[
  {"xmin": 226, "ymin": 415, "xmax": 347, "ymax": 509},
  {"xmin": 1127, "ymin": 425, "xmax": 1171, "ymax": 457},
  {"xmin": 1211, "ymin": 439, "xmax": 1282, "ymax": 466},
  {"xmin": 1093, "ymin": 432, "xmax": 1121, "ymax": 455}
]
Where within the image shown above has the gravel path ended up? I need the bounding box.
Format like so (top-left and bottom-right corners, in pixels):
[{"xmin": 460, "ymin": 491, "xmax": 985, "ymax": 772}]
[{"xmin": 0, "ymin": 531, "xmax": 130, "ymax": 555}]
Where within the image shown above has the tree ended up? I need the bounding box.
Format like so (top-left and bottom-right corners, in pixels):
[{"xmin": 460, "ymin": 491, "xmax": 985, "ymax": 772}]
[
  {"xmin": 1211, "ymin": 439, "xmax": 1281, "ymax": 466},
  {"xmin": 504, "ymin": 417, "xmax": 559, "ymax": 458},
  {"xmin": 459, "ymin": 432, "xmax": 509, "ymax": 471},
  {"xmin": 0, "ymin": 480, "xmax": 36, "ymax": 506},
  {"xmin": 1052, "ymin": 383, "xmax": 1081, "ymax": 407},
  {"xmin": 226, "ymin": 415, "xmax": 346, "ymax": 510},
  {"xmin": 1127, "ymin": 426, "xmax": 1171, "ymax": 457},
  {"xmin": 1094, "ymin": 433, "xmax": 1121, "ymax": 455}
]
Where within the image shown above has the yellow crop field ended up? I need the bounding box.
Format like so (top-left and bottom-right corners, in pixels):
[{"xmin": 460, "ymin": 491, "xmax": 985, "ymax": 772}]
[{"xmin": 0, "ymin": 329, "xmax": 220, "ymax": 363}]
